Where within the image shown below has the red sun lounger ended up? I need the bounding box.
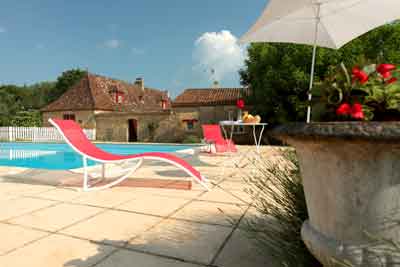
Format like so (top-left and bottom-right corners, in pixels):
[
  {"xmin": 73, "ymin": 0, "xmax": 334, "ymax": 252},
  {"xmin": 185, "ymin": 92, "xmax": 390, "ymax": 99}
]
[
  {"xmin": 202, "ymin": 124, "xmax": 237, "ymax": 153},
  {"xmin": 49, "ymin": 119, "xmax": 209, "ymax": 191}
]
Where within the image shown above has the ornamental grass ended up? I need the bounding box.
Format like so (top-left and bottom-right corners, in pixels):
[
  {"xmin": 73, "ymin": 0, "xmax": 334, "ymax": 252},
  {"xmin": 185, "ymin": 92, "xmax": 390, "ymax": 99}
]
[{"xmin": 241, "ymin": 150, "xmax": 322, "ymax": 267}]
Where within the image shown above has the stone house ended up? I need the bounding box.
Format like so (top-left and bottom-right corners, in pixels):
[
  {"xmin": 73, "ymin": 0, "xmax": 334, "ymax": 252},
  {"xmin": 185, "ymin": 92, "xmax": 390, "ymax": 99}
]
[
  {"xmin": 42, "ymin": 73, "xmax": 249, "ymax": 142},
  {"xmin": 172, "ymin": 88, "xmax": 250, "ymax": 139},
  {"xmin": 41, "ymin": 73, "xmax": 172, "ymax": 142}
]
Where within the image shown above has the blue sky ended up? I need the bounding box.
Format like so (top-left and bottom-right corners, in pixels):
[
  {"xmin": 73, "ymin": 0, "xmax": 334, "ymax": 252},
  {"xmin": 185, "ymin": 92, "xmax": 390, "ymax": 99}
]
[{"xmin": 0, "ymin": 0, "xmax": 267, "ymax": 96}]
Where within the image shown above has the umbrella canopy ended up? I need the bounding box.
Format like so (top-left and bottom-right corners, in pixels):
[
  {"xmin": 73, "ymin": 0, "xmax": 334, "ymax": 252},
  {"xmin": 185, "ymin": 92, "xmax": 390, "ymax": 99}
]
[
  {"xmin": 241, "ymin": 0, "xmax": 400, "ymax": 49},
  {"xmin": 241, "ymin": 0, "xmax": 400, "ymax": 122}
]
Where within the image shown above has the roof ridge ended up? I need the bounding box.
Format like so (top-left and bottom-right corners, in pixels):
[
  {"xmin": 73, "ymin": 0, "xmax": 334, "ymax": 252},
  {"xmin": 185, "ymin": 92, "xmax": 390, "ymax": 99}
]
[
  {"xmin": 88, "ymin": 72, "xmax": 133, "ymax": 86},
  {"xmin": 42, "ymin": 72, "xmax": 171, "ymax": 112},
  {"xmin": 87, "ymin": 72, "xmax": 165, "ymax": 93},
  {"xmin": 86, "ymin": 73, "xmax": 97, "ymax": 110},
  {"xmin": 183, "ymin": 87, "xmax": 244, "ymax": 91}
]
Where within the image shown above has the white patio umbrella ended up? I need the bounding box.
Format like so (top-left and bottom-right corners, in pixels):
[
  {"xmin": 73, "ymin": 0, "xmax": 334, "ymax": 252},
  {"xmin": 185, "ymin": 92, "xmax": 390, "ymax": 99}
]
[{"xmin": 241, "ymin": 0, "xmax": 400, "ymax": 123}]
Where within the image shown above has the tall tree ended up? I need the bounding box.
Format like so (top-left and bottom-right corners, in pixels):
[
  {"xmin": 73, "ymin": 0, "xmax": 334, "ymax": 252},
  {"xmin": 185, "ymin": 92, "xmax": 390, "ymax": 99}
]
[
  {"xmin": 0, "ymin": 69, "xmax": 85, "ymax": 126},
  {"xmin": 240, "ymin": 22, "xmax": 400, "ymax": 125},
  {"xmin": 47, "ymin": 69, "xmax": 86, "ymax": 103}
]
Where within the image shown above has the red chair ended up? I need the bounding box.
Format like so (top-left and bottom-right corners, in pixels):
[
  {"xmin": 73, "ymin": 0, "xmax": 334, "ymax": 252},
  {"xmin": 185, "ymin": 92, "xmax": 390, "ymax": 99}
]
[
  {"xmin": 49, "ymin": 119, "xmax": 209, "ymax": 191},
  {"xmin": 201, "ymin": 124, "xmax": 237, "ymax": 153}
]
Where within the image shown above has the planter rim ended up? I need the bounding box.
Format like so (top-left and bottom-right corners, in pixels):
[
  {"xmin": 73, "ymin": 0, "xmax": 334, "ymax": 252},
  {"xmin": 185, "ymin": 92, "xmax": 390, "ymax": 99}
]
[{"xmin": 272, "ymin": 121, "xmax": 400, "ymax": 141}]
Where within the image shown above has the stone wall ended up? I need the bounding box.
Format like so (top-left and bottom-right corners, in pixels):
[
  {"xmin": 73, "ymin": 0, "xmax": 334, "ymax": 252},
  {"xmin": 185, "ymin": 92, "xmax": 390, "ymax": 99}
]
[
  {"xmin": 95, "ymin": 112, "xmax": 179, "ymax": 142},
  {"xmin": 43, "ymin": 105, "xmax": 255, "ymax": 144},
  {"xmin": 174, "ymin": 105, "xmax": 243, "ymax": 138},
  {"xmin": 42, "ymin": 110, "xmax": 98, "ymax": 128}
]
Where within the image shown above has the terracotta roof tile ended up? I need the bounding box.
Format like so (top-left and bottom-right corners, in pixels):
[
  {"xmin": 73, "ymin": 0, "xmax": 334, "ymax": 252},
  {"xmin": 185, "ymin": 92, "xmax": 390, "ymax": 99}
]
[
  {"xmin": 42, "ymin": 73, "xmax": 170, "ymax": 112},
  {"xmin": 172, "ymin": 88, "xmax": 249, "ymax": 107}
]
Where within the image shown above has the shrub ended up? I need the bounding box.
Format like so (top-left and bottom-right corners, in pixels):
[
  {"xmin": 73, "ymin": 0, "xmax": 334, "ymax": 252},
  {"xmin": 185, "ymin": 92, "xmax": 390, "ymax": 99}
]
[
  {"xmin": 181, "ymin": 135, "xmax": 201, "ymax": 144},
  {"xmin": 242, "ymin": 150, "xmax": 322, "ymax": 267}
]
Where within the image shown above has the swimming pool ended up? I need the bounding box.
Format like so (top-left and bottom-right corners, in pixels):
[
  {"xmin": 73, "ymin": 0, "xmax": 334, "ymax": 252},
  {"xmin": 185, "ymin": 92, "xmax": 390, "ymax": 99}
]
[{"xmin": 0, "ymin": 142, "xmax": 196, "ymax": 170}]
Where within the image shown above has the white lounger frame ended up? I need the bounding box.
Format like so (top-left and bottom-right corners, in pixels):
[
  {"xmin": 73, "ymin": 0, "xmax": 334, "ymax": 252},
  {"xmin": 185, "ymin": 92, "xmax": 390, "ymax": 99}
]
[{"xmin": 49, "ymin": 119, "xmax": 210, "ymax": 192}]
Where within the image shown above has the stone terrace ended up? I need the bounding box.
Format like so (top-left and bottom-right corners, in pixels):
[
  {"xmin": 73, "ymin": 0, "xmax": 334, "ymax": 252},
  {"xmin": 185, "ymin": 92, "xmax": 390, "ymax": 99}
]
[{"xmin": 0, "ymin": 146, "xmax": 282, "ymax": 267}]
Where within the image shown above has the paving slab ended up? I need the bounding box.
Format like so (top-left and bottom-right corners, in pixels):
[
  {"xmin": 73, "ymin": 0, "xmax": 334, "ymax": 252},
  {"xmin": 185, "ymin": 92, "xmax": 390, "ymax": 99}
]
[
  {"xmin": 0, "ymin": 223, "xmax": 48, "ymax": 255},
  {"xmin": 61, "ymin": 210, "xmax": 162, "ymax": 243},
  {"xmin": 197, "ymin": 188, "xmax": 251, "ymax": 205},
  {"xmin": 215, "ymin": 229, "xmax": 277, "ymax": 267},
  {"xmin": 218, "ymin": 180, "xmax": 249, "ymax": 191},
  {"xmin": 1, "ymin": 169, "xmax": 80, "ymax": 187},
  {"xmin": 172, "ymin": 200, "xmax": 247, "ymax": 226},
  {"xmin": 0, "ymin": 182, "xmax": 53, "ymax": 196},
  {"xmin": 35, "ymin": 187, "xmax": 83, "ymax": 202},
  {"xmin": 0, "ymin": 197, "xmax": 57, "ymax": 221},
  {"xmin": 116, "ymin": 194, "xmax": 191, "ymax": 217},
  {"xmin": 95, "ymin": 249, "xmax": 203, "ymax": 267},
  {"xmin": 0, "ymin": 145, "xmax": 281, "ymax": 266},
  {"xmin": 0, "ymin": 192, "xmax": 20, "ymax": 201},
  {"xmin": 70, "ymin": 188, "xmax": 136, "ymax": 208},
  {"xmin": 137, "ymin": 187, "xmax": 205, "ymax": 200},
  {"xmin": 0, "ymin": 182, "xmax": 29, "ymax": 194},
  {"xmin": 10, "ymin": 203, "xmax": 104, "ymax": 232},
  {"xmin": 128, "ymin": 218, "xmax": 232, "ymax": 265},
  {"xmin": 0, "ymin": 234, "xmax": 116, "ymax": 267}
]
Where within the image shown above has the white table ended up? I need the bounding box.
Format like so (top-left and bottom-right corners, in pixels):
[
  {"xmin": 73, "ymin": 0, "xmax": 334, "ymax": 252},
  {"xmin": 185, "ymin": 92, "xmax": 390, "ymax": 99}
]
[{"xmin": 219, "ymin": 121, "xmax": 268, "ymax": 154}]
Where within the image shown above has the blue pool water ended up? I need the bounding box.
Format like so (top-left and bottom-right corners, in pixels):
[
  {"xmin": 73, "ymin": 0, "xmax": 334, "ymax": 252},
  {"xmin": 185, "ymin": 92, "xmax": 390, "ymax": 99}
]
[{"xmin": 0, "ymin": 142, "xmax": 196, "ymax": 170}]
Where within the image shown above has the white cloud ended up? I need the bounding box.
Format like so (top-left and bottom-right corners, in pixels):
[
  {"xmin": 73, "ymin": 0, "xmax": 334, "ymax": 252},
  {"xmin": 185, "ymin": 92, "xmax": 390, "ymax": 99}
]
[
  {"xmin": 193, "ymin": 30, "xmax": 247, "ymax": 81},
  {"xmin": 131, "ymin": 47, "xmax": 145, "ymax": 55},
  {"xmin": 0, "ymin": 27, "xmax": 6, "ymax": 33},
  {"xmin": 103, "ymin": 39, "xmax": 121, "ymax": 49}
]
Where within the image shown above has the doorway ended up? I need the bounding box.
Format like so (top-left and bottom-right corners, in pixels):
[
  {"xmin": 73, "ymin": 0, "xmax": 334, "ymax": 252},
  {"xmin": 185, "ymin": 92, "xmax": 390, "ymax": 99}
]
[{"xmin": 128, "ymin": 119, "xmax": 138, "ymax": 142}]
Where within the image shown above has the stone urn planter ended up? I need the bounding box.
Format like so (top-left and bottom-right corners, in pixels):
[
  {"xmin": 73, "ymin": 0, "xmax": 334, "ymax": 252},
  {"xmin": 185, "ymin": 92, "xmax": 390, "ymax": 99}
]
[{"xmin": 273, "ymin": 122, "xmax": 400, "ymax": 266}]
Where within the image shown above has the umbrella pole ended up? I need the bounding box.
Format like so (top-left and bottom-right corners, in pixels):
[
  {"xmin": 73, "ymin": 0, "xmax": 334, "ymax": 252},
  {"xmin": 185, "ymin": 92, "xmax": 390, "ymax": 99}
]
[{"xmin": 306, "ymin": 4, "xmax": 321, "ymax": 123}]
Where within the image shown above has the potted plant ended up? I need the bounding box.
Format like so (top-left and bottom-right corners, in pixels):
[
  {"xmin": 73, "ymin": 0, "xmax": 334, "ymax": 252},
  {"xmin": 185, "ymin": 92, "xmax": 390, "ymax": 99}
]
[
  {"xmin": 313, "ymin": 62, "xmax": 400, "ymax": 122},
  {"xmin": 273, "ymin": 63, "xmax": 400, "ymax": 266}
]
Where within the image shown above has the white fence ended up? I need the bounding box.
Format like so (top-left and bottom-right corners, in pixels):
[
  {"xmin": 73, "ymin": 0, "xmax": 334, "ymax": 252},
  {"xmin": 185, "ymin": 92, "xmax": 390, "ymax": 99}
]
[{"xmin": 0, "ymin": 127, "xmax": 96, "ymax": 142}]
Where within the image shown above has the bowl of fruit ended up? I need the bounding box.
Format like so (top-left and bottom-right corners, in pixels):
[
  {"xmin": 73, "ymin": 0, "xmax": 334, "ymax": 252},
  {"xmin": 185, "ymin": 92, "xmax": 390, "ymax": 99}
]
[{"xmin": 242, "ymin": 112, "xmax": 261, "ymax": 123}]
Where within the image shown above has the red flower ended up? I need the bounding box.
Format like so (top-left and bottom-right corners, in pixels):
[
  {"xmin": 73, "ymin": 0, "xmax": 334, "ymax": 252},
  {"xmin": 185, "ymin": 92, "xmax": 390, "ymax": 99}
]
[
  {"xmin": 352, "ymin": 67, "xmax": 369, "ymax": 84},
  {"xmin": 352, "ymin": 67, "xmax": 361, "ymax": 74},
  {"xmin": 377, "ymin": 64, "xmax": 396, "ymax": 79},
  {"xmin": 350, "ymin": 103, "xmax": 364, "ymax": 120},
  {"xmin": 336, "ymin": 103, "xmax": 351, "ymax": 116},
  {"xmin": 336, "ymin": 102, "xmax": 364, "ymax": 120},
  {"xmin": 377, "ymin": 64, "xmax": 396, "ymax": 74},
  {"xmin": 387, "ymin": 77, "xmax": 398, "ymax": 84},
  {"xmin": 236, "ymin": 99, "xmax": 245, "ymax": 110},
  {"xmin": 381, "ymin": 71, "xmax": 392, "ymax": 79}
]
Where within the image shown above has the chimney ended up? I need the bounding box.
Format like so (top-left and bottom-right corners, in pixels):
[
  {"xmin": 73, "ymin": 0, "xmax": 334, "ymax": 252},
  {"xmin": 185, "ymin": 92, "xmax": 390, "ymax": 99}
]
[
  {"xmin": 161, "ymin": 90, "xmax": 169, "ymax": 110},
  {"xmin": 135, "ymin": 77, "xmax": 144, "ymax": 92},
  {"xmin": 212, "ymin": 80, "xmax": 220, "ymax": 89}
]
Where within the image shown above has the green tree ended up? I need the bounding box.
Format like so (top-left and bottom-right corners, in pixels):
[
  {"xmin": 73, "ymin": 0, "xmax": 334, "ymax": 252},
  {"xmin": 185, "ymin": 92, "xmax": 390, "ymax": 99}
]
[
  {"xmin": 0, "ymin": 85, "xmax": 23, "ymax": 126},
  {"xmin": 240, "ymin": 22, "xmax": 400, "ymax": 125},
  {"xmin": 0, "ymin": 69, "xmax": 86, "ymax": 127},
  {"xmin": 27, "ymin": 82, "xmax": 56, "ymax": 109},
  {"xmin": 47, "ymin": 69, "xmax": 86, "ymax": 103},
  {"xmin": 10, "ymin": 110, "xmax": 42, "ymax": 127}
]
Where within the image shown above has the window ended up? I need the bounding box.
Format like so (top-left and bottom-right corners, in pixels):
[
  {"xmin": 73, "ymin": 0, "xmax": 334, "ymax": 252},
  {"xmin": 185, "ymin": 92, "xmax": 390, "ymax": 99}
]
[
  {"xmin": 109, "ymin": 87, "xmax": 124, "ymax": 104},
  {"xmin": 187, "ymin": 121, "xmax": 194, "ymax": 130},
  {"xmin": 227, "ymin": 110, "xmax": 234, "ymax": 121},
  {"xmin": 138, "ymin": 95, "xmax": 144, "ymax": 103},
  {"xmin": 182, "ymin": 119, "xmax": 198, "ymax": 131},
  {"xmin": 63, "ymin": 114, "xmax": 76, "ymax": 121},
  {"xmin": 161, "ymin": 100, "xmax": 167, "ymax": 110},
  {"xmin": 117, "ymin": 93, "xmax": 124, "ymax": 103}
]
